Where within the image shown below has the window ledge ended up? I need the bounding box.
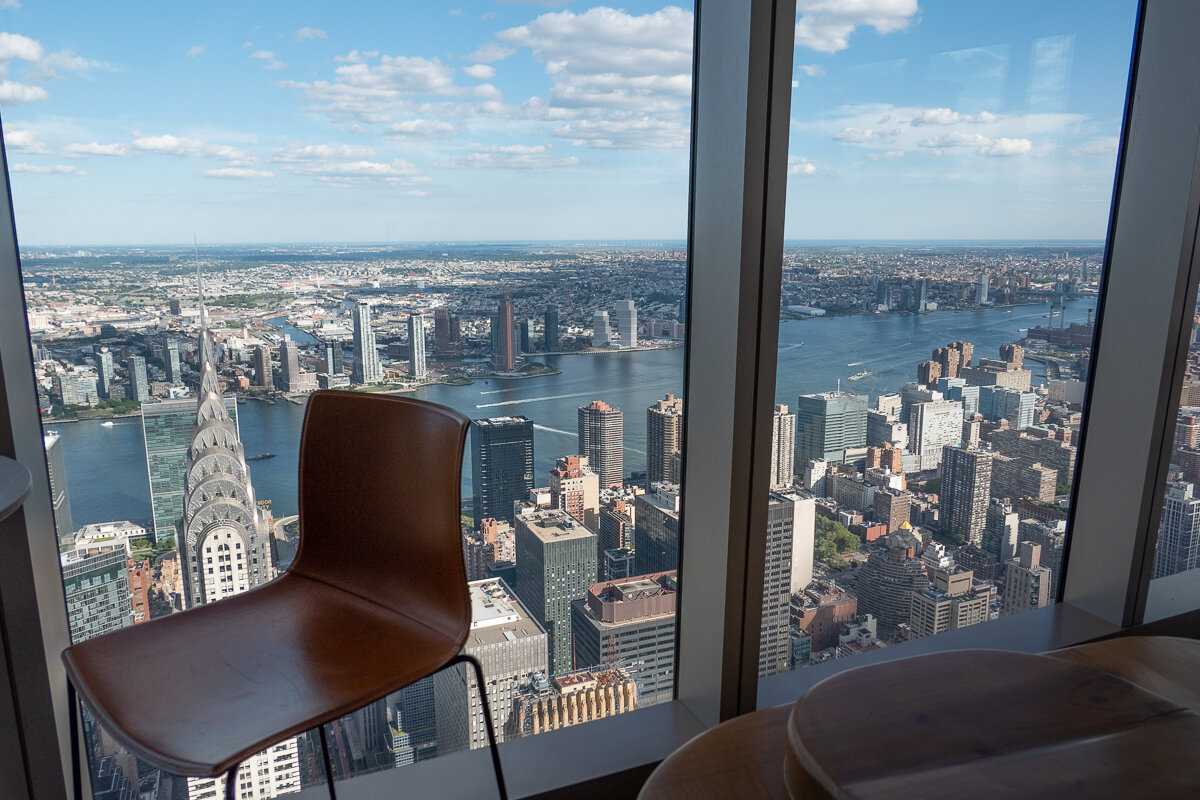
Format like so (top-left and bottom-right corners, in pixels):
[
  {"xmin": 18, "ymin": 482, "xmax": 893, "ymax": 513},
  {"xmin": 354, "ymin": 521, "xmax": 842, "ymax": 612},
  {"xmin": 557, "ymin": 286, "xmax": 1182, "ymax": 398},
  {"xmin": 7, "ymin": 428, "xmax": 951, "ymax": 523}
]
[
  {"xmin": 289, "ymin": 699, "xmax": 706, "ymax": 800},
  {"xmin": 758, "ymin": 602, "xmax": 1119, "ymax": 709}
]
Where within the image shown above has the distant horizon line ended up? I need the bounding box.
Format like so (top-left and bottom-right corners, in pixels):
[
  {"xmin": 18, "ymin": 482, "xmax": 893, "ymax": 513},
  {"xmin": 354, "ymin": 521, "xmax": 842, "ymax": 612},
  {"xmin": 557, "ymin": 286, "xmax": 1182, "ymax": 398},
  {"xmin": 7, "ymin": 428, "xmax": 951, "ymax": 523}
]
[{"xmin": 19, "ymin": 237, "xmax": 1108, "ymax": 250}]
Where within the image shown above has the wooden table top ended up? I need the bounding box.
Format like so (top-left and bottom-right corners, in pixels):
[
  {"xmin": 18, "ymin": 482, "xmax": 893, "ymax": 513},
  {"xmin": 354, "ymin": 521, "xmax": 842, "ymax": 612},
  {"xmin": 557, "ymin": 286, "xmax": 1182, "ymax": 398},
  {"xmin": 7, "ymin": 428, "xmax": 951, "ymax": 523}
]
[
  {"xmin": 788, "ymin": 647, "xmax": 1200, "ymax": 799},
  {"xmin": 640, "ymin": 637, "xmax": 1200, "ymax": 800}
]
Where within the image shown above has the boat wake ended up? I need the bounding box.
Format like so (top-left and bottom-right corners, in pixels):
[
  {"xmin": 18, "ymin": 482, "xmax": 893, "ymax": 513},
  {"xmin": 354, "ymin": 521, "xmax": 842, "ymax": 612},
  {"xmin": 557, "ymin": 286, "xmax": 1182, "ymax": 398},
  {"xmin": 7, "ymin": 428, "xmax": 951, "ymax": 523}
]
[{"xmin": 476, "ymin": 390, "xmax": 599, "ymax": 409}]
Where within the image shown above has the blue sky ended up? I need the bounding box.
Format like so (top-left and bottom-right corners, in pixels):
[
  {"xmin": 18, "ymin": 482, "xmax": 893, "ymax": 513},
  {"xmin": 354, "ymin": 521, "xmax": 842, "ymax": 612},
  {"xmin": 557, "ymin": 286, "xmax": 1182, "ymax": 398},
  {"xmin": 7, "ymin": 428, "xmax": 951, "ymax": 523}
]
[{"xmin": 0, "ymin": 0, "xmax": 1138, "ymax": 244}]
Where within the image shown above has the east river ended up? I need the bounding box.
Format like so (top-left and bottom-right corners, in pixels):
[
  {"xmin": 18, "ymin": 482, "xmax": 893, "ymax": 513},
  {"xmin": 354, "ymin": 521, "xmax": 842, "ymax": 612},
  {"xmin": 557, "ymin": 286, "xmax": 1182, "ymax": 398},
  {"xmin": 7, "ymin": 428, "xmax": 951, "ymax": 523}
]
[{"xmin": 51, "ymin": 298, "xmax": 1096, "ymax": 527}]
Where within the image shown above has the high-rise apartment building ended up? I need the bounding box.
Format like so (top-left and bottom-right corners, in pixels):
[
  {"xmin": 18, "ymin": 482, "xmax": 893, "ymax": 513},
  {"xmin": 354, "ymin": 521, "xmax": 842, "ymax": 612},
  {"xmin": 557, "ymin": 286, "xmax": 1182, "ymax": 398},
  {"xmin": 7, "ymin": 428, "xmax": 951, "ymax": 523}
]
[
  {"xmin": 571, "ymin": 571, "xmax": 677, "ymax": 705},
  {"xmin": 543, "ymin": 308, "xmax": 559, "ymax": 351},
  {"xmin": 278, "ymin": 335, "xmax": 302, "ymax": 392},
  {"xmin": 252, "ymin": 345, "xmax": 272, "ymax": 388},
  {"xmin": 492, "ymin": 296, "xmax": 516, "ymax": 371},
  {"xmin": 127, "ymin": 354, "xmax": 149, "ymax": 403},
  {"xmin": 408, "ymin": 311, "xmax": 427, "ymax": 379},
  {"xmin": 760, "ymin": 492, "xmax": 815, "ymax": 677},
  {"xmin": 592, "ymin": 310, "xmax": 610, "ymax": 348},
  {"xmin": 578, "ymin": 400, "xmax": 624, "ymax": 488},
  {"xmin": 43, "ymin": 431, "xmax": 74, "ymax": 547},
  {"xmin": 770, "ymin": 404, "xmax": 796, "ymax": 489},
  {"xmin": 142, "ymin": 396, "xmax": 239, "ymax": 544},
  {"xmin": 1020, "ymin": 518, "xmax": 1067, "ymax": 598},
  {"xmin": 982, "ymin": 498, "xmax": 1020, "ymax": 562},
  {"xmin": 96, "ymin": 347, "xmax": 115, "ymax": 398},
  {"xmin": 352, "ymin": 301, "xmax": 382, "ymax": 384},
  {"xmin": 166, "ymin": 338, "xmax": 182, "ymax": 383},
  {"xmin": 1154, "ymin": 481, "xmax": 1200, "ymax": 578},
  {"xmin": 433, "ymin": 307, "xmax": 459, "ymax": 356},
  {"xmin": 646, "ymin": 393, "xmax": 684, "ymax": 489},
  {"xmin": 909, "ymin": 399, "xmax": 964, "ymax": 470},
  {"xmin": 463, "ymin": 517, "xmax": 515, "ymax": 581},
  {"xmin": 854, "ymin": 532, "xmax": 930, "ymax": 630},
  {"xmin": 60, "ymin": 547, "xmax": 133, "ymax": 642},
  {"xmin": 908, "ymin": 566, "xmax": 993, "ymax": 638},
  {"xmin": 940, "ymin": 445, "xmax": 993, "ymax": 545},
  {"xmin": 321, "ymin": 340, "xmax": 345, "ymax": 376},
  {"xmin": 633, "ymin": 484, "xmax": 681, "ymax": 577},
  {"xmin": 433, "ymin": 579, "xmax": 547, "ymax": 753},
  {"xmin": 513, "ymin": 508, "xmax": 598, "ymax": 675},
  {"xmin": 615, "ymin": 299, "xmax": 637, "ymax": 349},
  {"xmin": 1002, "ymin": 541, "xmax": 1052, "ymax": 616},
  {"xmin": 795, "ymin": 391, "xmax": 867, "ymax": 465},
  {"xmin": 471, "ymin": 416, "xmax": 534, "ymax": 525},
  {"xmin": 548, "ymin": 456, "xmax": 600, "ymax": 530}
]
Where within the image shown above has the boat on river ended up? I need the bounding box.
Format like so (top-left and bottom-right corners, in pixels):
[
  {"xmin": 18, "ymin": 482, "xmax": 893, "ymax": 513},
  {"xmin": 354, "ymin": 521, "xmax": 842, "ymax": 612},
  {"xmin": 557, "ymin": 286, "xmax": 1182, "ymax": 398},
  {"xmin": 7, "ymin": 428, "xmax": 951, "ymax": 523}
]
[{"xmin": 847, "ymin": 370, "xmax": 872, "ymax": 381}]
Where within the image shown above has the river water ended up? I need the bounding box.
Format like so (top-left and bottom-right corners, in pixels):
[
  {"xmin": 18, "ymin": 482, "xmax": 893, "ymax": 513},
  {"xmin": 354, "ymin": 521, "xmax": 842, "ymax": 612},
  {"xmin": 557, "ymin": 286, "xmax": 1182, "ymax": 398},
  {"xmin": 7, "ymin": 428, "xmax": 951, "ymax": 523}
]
[{"xmin": 50, "ymin": 298, "xmax": 1095, "ymax": 526}]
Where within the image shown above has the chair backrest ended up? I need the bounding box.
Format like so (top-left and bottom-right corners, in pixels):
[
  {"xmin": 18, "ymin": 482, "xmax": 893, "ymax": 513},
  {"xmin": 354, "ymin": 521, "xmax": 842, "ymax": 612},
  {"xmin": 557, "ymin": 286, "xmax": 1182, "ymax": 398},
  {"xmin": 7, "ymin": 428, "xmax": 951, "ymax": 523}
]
[{"xmin": 291, "ymin": 391, "xmax": 472, "ymax": 643}]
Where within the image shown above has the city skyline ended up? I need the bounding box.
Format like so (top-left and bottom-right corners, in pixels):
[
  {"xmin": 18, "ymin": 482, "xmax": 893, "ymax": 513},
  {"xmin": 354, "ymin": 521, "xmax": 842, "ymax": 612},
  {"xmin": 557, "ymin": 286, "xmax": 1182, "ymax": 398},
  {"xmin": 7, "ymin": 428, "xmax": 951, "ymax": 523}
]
[{"xmin": 1, "ymin": 1, "xmax": 1136, "ymax": 243}]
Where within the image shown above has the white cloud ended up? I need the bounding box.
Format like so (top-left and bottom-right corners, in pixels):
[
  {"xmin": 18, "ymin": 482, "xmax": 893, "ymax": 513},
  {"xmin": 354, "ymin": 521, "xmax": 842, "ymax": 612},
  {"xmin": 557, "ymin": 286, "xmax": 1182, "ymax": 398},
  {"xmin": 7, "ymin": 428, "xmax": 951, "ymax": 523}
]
[
  {"xmin": 270, "ymin": 142, "xmax": 377, "ymax": 162},
  {"xmin": 910, "ymin": 107, "xmax": 997, "ymax": 126},
  {"xmin": 868, "ymin": 150, "xmax": 906, "ymax": 161},
  {"xmin": 0, "ymin": 32, "xmax": 42, "ymax": 62},
  {"xmin": 1, "ymin": 1, "xmax": 23, "ymax": 9},
  {"xmin": 918, "ymin": 131, "xmax": 991, "ymax": 149},
  {"xmin": 131, "ymin": 133, "xmax": 255, "ymax": 165},
  {"xmin": 251, "ymin": 50, "xmax": 285, "ymax": 70},
  {"xmin": 186, "ymin": 44, "xmax": 206, "ymax": 58},
  {"xmin": 4, "ymin": 129, "xmax": 50, "ymax": 153},
  {"xmin": 554, "ymin": 114, "xmax": 687, "ymax": 149},
  {"xmin": 795, "ymin": 0, "xmax": 919, "ymax": 54},
  {"xmin": 10, "ymin": 163, "xmax": 82, "ymax": 174},
  {"xmin": 436, "ymin": 144, "xmax": 578, "ymax": 169},
  {"xmin": 1068, "ymin": 138, "xmax": 1119, "ymax": 157},
  {"xmin": 202, "ymin": 168, "xmax": 275, "ymax": 178},
  {"xmin": 62, "ymin": 142, "xmax": 128, "ymax": 157},
  {"xmin": 464, "ymin": 64, "xmax": 496, "ymax": 81},
  {"xmin": 283, "ymin": 157, "xmax": 423, "ymax": 179},
  {"xmin": 796, "ymin": 64, "xmax": 825, "ymax": 77},
  {"xmin": 295, "ymin": 27, "xmax": 327, "ymax": 42},
  {"xmin": 0, "ymin": 80, "xmax": 47, "ymax": 103},
  {"xmin": 979, "ymin": 137, "xmax": 1032, "ymax": 156},
  {"xmin": 833, "ymin": 127, "xmax": 899, "ymax": 143},
  {"xmin": 468, "ymin": 42, "xmax": 515, "ymax": 63},
  {"xmin": 384, "ymin": 119, "xmax": 457, "ymax": 140},
  {"xmin": 788, "ymin": 156, "xmax": 817, "ymax": 175}
]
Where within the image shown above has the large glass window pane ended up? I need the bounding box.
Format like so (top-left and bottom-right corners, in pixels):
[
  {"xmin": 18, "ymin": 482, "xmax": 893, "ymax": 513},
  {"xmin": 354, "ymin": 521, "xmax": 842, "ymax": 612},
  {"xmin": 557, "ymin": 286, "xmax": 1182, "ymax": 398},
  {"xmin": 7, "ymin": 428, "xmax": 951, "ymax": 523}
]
[
  {"xmin": 7, "ymin": 1, "xmax": 692, "ymax": 795},
  {"xmin": 758, "ymin": 0, "xmax": 1136, "ymax": 681}
]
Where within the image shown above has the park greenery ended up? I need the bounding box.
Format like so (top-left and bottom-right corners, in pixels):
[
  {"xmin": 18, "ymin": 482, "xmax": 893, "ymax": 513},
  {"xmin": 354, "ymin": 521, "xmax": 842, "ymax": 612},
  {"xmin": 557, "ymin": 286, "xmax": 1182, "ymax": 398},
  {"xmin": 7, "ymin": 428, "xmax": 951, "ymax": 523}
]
[
  {"xmin": 48, "ymin": 397, "xmax": 140, "ymax": 419},
  {"xmin": 814, "ymin": 515, "xmax": 861, "ymax": 569}
]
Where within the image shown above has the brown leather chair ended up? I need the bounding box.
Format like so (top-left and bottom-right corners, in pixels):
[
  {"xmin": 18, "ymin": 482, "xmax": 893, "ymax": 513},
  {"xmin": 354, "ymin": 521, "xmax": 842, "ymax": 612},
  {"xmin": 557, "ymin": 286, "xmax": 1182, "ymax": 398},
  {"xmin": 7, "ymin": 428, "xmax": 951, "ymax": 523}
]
[{"xmin": 62, "ymin": 391, "xmax": 507, "ymax": 800}]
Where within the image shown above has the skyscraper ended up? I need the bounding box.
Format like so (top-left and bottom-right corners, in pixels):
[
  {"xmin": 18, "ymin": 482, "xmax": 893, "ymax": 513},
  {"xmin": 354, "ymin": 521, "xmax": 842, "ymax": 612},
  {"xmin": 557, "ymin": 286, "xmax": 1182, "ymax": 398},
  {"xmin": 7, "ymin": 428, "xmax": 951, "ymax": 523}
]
[
  {"xmin": 471, "ymin": 416, "xmax": 534, "ymax": 525},
  {"xmin": 982, "ymin": 498, "xmax": 1020, "ymax": 561},
  {"xmin": 43, "ymin": 431, "xmax": 74, "ymax": 547},
  {"xmin": 513, "ymin": 508, "xmax": 597, "ymax": 675},
  {"xmin": 166, "ymin": 338, "xmax": 182, "ymax": 383},
  {"xmin": 578, "ymin": 400, "xmax": 624, "ymax": 488},
  {"xmin": 352, "ymin": 301, "xmax": 382, "ymax": 384},
  {"xmin": 433, "ymin": 579, "xmax": 547, "ymax": 753},
  {"xmin": 321, "ymin": 340, "xmax": 344, "ymax": 376},
  {"xmin": 408, "ymin": 311, "xmax": 427, "ymax": 379},
  {"xmin": 543, "ymin": 308, "xmax": 560, "ymax": 352},
  {"xmin": 571, "ymin": 571, "xmax": 677, "ymax": 705},
  {"xmin": 615, "ymin": 299, "xmax": 637, "ymax": 349},
  {"xmin": 519, "ymin": 318, "xmax": 535, "ymax": 354},
  {"xmin": 127, "ymin": 354, "xmax": 149, "ymax": 403},
  {"xmin": 278, "ymin": 335, "xmax": 302, "ymax": 392},
  {"xmin": 592, "ymin": 310, "xmax": 610, "ymax": 348},
  {"xmin": 646, "ymin": 393, "xmax": 684, "ymax": 489},
  {"xmin": 940, "ymin": 445, "xmax": 993, "ymax": 545},
  {"xmin": 1002, "ymin": 541, "xmax": 1052, "ymax": 616},
  {"xmin": 95, "ymin": 347, "xmax": 115, "ymax": 398},
  {"xmin": 252, "ymin": 345, "xmax": 272, "ymax": 388},
  {"xmin": 548, "ymin": 455, "xmax": 600, "ymax": 529},
  {"xmin": 492, "ymin": 296, "xmax": 515, "ymax": 371},
  {"xmin": 760, "ymin": 492, "xmax": 815, "ymax": 677},
  {"xmin": 181, "ymin": 292, "xmax": 295, "ymax": 800},
  {"xmin": 977, "ymin": 271, "xmax": 990, "ymax": 305},
  {"xmin": 770, "ymin": 404, "xmax": 796, "ymax": 489},
  {"xmin": 60, "ymin": 547, "xmax": 133, "ymax": 642},
  {"xmin": 433, "ymin": 308, "xmax": 460, "ymax": 356},
  {"xmin": 633, "ymin": 484, "xmax": 680, "ymax": 576},
  {"xmin": 1154, "ymin": 481, "xmax": 1200, "ymax": 578},
  {"xmin": 909, "ymin": 399, "xmax": 963, "ymax": 470},
  {"xmin": 142, "ymin": 396, "xmax": 239, "ymax": 544},
  {"xmin": 794, "ymin": 391, "xmax": 867, "ymax": 465}
]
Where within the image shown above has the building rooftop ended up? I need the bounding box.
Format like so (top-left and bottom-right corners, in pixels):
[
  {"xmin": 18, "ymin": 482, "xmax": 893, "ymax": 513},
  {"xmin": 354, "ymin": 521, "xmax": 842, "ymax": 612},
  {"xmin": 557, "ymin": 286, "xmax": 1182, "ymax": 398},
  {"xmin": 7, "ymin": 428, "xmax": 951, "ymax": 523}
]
[
  {"xmin": 476, "ymin": 415, "xmax": 533, "ymax": 427},
  {"xmin": 516, "ymin": 509, "xmax": 596, "ymax": 542},
  {"xmin": 465, "ymin": 578, "xmax": 545, "ymax": 648}
]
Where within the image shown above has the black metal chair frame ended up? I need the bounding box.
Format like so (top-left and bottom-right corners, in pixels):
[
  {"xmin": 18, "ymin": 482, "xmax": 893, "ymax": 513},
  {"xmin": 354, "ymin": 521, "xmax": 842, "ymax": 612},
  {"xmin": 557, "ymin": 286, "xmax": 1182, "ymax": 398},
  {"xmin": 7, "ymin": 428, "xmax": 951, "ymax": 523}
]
[{"xmin": 69, "ymin": 651, "xmax": 508, "ymax": 800}]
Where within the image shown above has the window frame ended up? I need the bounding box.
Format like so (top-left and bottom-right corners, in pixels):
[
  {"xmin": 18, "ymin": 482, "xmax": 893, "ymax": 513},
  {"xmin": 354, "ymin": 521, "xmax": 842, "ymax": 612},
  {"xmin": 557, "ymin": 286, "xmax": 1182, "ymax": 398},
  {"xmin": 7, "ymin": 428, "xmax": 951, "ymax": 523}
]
[{"xmin": 3, "ymin": 1, "xmax": 1200, "ymax": 798}]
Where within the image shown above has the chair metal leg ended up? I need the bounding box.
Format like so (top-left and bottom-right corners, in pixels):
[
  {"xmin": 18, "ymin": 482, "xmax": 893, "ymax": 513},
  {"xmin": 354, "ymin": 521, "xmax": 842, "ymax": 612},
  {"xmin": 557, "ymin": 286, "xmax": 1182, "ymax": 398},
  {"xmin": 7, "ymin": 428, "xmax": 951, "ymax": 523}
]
[
  {"xmin": 450, "ymin": 654, "xmax": 509, "ymax": 800},
  {"xmin": 318, "ymin": 724, "xmax": 339, "ymax": 800},
  {"xmin": 224, "ymin": 763, "xmax": 240, "ymax": 800},
  {"xmin": 67, "ymin": 679, "xmax": 83, "ymax": 800}
]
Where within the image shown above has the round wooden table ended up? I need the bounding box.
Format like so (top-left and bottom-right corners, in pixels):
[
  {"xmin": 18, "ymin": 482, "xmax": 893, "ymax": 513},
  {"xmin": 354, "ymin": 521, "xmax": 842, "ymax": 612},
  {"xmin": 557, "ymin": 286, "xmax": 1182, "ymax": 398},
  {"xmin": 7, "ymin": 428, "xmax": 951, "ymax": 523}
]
[
  {"xmin": 0, "ymin": 455, "xmax": 32, "ymax": 523},
  {"xmin": 641, "ymin": 638, "xmax": 1200, "ymax": 799}
]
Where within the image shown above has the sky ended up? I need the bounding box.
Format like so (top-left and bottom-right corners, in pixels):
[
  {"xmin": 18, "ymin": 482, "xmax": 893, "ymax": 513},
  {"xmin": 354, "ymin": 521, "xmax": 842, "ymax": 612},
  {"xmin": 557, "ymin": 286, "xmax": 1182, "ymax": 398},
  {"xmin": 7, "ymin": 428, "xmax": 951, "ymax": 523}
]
[{"xmin": 0, "ymin": 0, "xmax": 1139, "ymax": 245}]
